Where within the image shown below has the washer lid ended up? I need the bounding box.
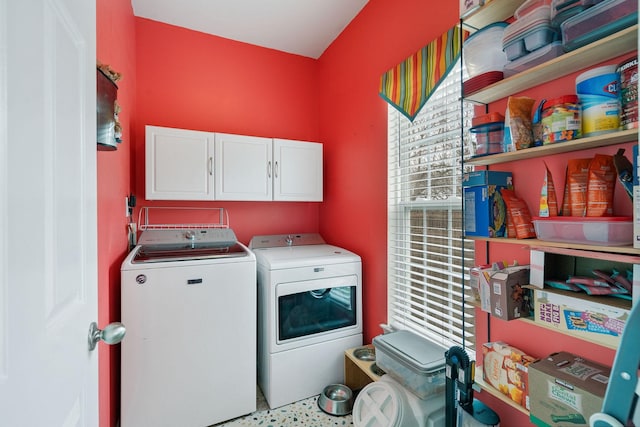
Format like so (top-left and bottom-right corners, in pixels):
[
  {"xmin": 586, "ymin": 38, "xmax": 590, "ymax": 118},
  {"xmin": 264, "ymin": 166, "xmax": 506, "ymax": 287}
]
[{"xmin": 352, "ymin": 379, "xmax": 404, "ymax": 427}]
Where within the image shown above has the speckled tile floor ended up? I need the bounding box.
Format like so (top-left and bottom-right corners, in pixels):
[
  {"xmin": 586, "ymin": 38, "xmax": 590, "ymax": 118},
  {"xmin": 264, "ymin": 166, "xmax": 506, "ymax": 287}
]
[{"xmin": 213, "ymin": 386, "xmax": 354, "ymax": 427}]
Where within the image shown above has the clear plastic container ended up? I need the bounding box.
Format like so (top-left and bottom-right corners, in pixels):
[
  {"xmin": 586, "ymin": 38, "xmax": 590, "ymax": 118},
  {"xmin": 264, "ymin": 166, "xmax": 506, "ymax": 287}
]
[
  {"xmin": 504, "ymin": 41, "xmax": 564, "ymax": 77},
  {"xmin": 561, "ymin": 0, "xmax": 638, "ymax": 52},
  {"xmin": 471, "ymin": 112, "xmax": 505, "ymax": 156},
  {"xmin": 532, "ymin": 216, "xmax": 633, "ymax": 246},
  {"xmin": 372, "ymin": 330, "xmax": 447, "ymax": 399},
  {"xmin": 541, "ymin": 94, "xmax": 581, "ymax": 143},
  {"xmin": 524, "ymin": 24, "xmax": 560, "ymax": 51},
  {"xmin": 516, "ymin": 0, "xmax": 553, "ymax": 18},
  {"xmin": 464, "ymin": 22, "xmax": 509, "ymax": 77},
  {"xmin": 503, "ymin": 5, "xmax": 558, "ymax": 60}
]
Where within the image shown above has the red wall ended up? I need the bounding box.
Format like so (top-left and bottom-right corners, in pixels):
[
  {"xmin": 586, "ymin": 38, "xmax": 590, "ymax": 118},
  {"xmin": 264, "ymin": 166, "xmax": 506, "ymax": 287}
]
[
  {"xmin": 132, "ymin": 18, "xmax": 323, "ymax": 245},
  {"xmin": 316, "ymin": 0, "xmax": 462, "ymax": 345},
  {"xmin": 96, "ymin": 1, "xmax": 136, "ymax": 426}
]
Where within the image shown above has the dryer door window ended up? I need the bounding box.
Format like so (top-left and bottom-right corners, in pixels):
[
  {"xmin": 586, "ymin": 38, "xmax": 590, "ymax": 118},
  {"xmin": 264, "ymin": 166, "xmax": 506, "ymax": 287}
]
[{"xmin": 276, "ymin": 276, "xmax": 358, "ymax": 342}]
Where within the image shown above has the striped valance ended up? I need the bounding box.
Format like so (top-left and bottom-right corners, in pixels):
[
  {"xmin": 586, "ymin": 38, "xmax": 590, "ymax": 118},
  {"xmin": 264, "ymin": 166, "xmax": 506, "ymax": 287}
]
[{"xmin": 379, "ymin": 25, "xmax": 469, "ymax": 121}]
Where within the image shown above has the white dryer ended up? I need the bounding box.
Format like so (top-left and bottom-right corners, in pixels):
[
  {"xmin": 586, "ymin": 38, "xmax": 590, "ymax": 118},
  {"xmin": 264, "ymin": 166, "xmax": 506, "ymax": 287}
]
[
  {"xmin": 121, "ymin": 227, "xmax": 256, "ymax": 427},
  {"xmin": 250, "ymin": 233, "xmax": 363, "ymax": 409}
]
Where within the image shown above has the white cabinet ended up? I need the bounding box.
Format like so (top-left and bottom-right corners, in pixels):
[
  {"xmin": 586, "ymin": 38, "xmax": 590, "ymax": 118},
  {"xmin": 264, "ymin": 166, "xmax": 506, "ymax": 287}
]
[
  {"xmin": 145, "ymin": 125, "xmax": 214, "ymax": 200},
  {"xmin": 273, "ymin": 139, "xmax": 323, "ymax": 202},
  {"xmin": 145, "ymin": 126, "xmax": 323, "ymax": 201},
  {"xmin": 214, "ymin": 133, "xmax": 273, "ymax": 201}
]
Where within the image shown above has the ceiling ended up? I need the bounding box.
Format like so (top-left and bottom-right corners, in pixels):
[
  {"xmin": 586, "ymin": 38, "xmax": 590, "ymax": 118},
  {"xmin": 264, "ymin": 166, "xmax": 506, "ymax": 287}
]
[{"xmin": 131, "ymin": 0, "xmax": 369, "ymax": 59}]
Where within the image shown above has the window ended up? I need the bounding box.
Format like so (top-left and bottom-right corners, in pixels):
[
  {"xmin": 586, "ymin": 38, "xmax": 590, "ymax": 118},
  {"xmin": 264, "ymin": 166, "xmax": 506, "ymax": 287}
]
[{"xmin": 387, "ymin": 59, "xmax": 477, "ymax": 351}]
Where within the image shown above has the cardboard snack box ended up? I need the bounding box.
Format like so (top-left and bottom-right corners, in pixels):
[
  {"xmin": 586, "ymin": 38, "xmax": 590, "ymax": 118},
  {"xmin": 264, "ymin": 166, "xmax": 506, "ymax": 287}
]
[
  {"xmin": 488, "ymin": 265, "xmax": 532, "ymax": 321},
  {"xmin": 533, "ymin": 287, "xmax": 631, "ymax": 348},
  {"xmin": 482, "ymin": 341, "xmax": 537, "ymax": 410},
  {"xmin": 463, "ymin": 171, "xmax": 513, "ymax": 238},
  {"xmin": 529, "ymin": 352, "xmax": 610, "ymax": 427}
]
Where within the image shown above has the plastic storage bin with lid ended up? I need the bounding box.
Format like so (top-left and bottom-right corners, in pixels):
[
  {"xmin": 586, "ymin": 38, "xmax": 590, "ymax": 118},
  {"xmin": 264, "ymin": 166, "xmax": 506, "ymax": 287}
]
[
  {"xmin": 471, "ymin": 112, "xmax": 505, "ymax": 156},
  {"xmin": 463, "ymin": 22, "xmax": 509, "ymax": 79},
  {"xmin": 531, "ymin": 216, "xmax": 633, "ymax": 246},
  {"xmin": 561, "ymin": 0, "xmax": 638, "ymax": 52},
  {"xmin": 502, "ymin": 0, "xmax": 560, "ymax": 61},
  {"xmin": 551, "ymin": 0, "xmax": 603, "ymax": 26},
  {"xmin": 371, "ymin": 330, "xmax": 447, "ymax": 399}
]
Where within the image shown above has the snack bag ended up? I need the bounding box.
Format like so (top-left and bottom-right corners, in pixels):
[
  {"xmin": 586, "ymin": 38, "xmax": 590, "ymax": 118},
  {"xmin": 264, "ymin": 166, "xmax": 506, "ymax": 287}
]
[
  {"xmin": 566, "ymin": 158, "xmax": 591, "ymax": 216},
  {"xmin": 539, "ymin": 162, "xmax": 558, "ymax": 217},
  {"xmin": 503, "ymin": 96, "xmax": 535, "ymax": 152},
  {"xmin": 586, "ymin": 154, "xmax": 615, "ymax": 217},
  {"xmin": 501, "ymin": 188, "xmax": 536, "ymax": 239}
]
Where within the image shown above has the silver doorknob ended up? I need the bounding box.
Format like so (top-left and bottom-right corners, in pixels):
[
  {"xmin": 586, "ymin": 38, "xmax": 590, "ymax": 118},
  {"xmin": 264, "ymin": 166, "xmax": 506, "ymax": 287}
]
[{"xmin": 88, "ymin": 321, "xmax": 126, "ymax": 351}]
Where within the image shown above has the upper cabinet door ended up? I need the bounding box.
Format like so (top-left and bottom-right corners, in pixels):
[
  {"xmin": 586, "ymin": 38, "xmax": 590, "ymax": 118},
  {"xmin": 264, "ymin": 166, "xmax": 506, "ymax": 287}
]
[
  {"xmin": 145, "ymin": 125, "xmax": 215, "ymax": 200},
  {"xmin": 273, "ymin": 139, "xmax": 323, "ymax": 202},
  {"xmin": 214, "ymin": 133, "xmax": 273, "ymax": 201}
]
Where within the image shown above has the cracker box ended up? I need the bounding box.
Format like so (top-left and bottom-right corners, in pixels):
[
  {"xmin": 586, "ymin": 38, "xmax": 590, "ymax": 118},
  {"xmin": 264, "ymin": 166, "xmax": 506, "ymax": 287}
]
[
  {"xmin": 487, "ymin": 265, "xmax": 532, "ymax": 321},
  {"xmin": 463, "ymin": 171, "xmax": 513, "ymax": 237},
  {"xmin": 470, "ymin": 264, "xmax": 493, "ymax": 313},
  {"xmin": 533, "ymin": 287, "xmax": 631, "ymax": 348},
  {"xmin": 482, "ymin": 342, "xmax": 536, "ymax": 410},
  {"xmin": 529, "ymin": 352, "xmax": 610, "ymax": 427}
]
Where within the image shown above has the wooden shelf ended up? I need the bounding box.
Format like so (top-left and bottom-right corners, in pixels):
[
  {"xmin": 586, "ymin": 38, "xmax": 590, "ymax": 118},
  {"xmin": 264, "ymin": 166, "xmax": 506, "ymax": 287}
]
[
  {"xmin": 467, "ymin": 236, "xmax": 640, "ymax": 256},
  {"xmin": 517, "ymin": 317, "xmax": 620, "ymax": 350},
  {"xmin": 474, "ymin": 368, "xmax": 529, "ymax": 415},
  {"xmin": 465, "ymin": 128, "xmax": 638, "ymax": 166},
  {"xmin": 344, "ymin": 345, "xmax": 382, "ymax": 391},
  {"xmin": 465, "ymin": 25, "xmax": 638, "ymax": 104},
  {"xmin": 468, "ymin": 300, "xmax": 625, "ymax": 350},
  {"xmin": 462, "ymin": 0, "xmax": 524, "ymax": 31}
]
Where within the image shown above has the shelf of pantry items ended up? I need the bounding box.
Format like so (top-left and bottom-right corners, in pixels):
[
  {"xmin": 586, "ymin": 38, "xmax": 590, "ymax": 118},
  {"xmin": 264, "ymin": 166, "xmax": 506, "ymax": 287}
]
[
  {"xmin": 462, "ymin": 0, "xmax": 523, "ymax": 32},
  {"xmin": 466, "ymin": 128, "xmax": 638, "ymax": 166},
  {"xmin": 466, "ymin": 235, "xmax": 640, "ymax": 255},
  {"xmin": 466, "ymin": 297, "xmax": 622, "ymax": 350},
  {"xmin": 465, "ymin": 25, "xmax": 638, "ymax": 105},
  {"xmin": 474, "ymin": 368, "xmax": 529, "ymax": 415}
]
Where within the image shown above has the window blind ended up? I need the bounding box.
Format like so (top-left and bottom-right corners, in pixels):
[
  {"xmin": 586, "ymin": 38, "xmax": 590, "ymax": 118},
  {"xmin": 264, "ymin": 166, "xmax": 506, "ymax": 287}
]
[{"xmin": 387, "ymin": 59, "xmax": 477, "ymax": 351}]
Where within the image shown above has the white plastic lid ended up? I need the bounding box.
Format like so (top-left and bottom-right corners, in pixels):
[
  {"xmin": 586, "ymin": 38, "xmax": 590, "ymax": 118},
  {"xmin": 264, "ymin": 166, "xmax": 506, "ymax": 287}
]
[{"xmin": 352, "ymin": 380, "xmax": 407, "ymax": 427}]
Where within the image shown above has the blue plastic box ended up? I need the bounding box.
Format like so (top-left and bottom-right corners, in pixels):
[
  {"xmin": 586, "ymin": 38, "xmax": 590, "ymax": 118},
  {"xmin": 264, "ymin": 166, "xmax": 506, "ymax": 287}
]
[{"xmin": 463, "ymin": 171, "xmax": 513, "ymax": 237}]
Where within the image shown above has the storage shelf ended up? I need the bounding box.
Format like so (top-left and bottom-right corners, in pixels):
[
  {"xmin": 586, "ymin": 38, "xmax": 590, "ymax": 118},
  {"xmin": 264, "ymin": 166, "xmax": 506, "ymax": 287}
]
[
  {"xmin": 465, "ymin": 128, "xmax": 638, "ymax": 166},
  {"xmin": 465, "ymin": 25, "xmax": 638, "ymax": 104},
  {"xmin": 468, "ymin": 300, "xmax": 622, "ymax": 349},
  {"xmin": 467, "ymin": 236, "xmax": 640, "ymax": 255},
  {"xmin": 517, "ymin": 317, "xmax": 620, "ymax": 350},
  {"xmin": 474, "ymin": 368, "xmax": 529, "ymax": 415},
  {"xmin": 462, "ymin": 0, "xmax": 524, "ymax": 31}
]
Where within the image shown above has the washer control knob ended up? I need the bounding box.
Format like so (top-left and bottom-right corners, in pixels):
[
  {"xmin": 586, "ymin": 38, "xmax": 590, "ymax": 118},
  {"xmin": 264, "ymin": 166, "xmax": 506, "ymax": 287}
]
[{"xmin": 185, "ymin": 230, "xmax": 196, "ymax": 241}]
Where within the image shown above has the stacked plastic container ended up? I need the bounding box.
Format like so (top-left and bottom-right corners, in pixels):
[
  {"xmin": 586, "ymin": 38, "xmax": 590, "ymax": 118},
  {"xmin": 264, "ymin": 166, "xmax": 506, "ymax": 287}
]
[
  {"xmin": 463, "ymin": 22, "xmax": 509, "ymax": 95},
  {"xmin": 502, "ymin": 0, "xmax": 564, "ymax": 77},
  {"xmin": 561, "ymin": 0, "xmax": 638, "ymax": 52}
]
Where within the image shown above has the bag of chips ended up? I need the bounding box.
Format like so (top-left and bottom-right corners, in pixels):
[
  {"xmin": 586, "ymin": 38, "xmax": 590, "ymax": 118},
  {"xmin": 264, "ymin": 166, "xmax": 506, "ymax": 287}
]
[
  {"xmin": 501, "ymin": 188, "xmax": 536, "ymax": 239},
  {"xmin": 565, "ymin": 158, "xmax": 591, "ymax": 216},
  {"xmin": 586, "ymin": 154, "xmax": 615, "ymax": 217}
]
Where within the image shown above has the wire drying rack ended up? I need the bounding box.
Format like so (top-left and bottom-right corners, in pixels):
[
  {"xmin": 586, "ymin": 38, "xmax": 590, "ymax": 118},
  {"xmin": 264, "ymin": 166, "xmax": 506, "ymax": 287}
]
[{"xmin": 137, "ymin": 207, "xmax": 230, "ymax": 231}]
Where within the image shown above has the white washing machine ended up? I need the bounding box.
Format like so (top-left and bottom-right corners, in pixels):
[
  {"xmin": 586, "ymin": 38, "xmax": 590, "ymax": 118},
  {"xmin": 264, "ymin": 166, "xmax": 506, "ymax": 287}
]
[
  {"xmin": 250, "ymin": 233, "xmax": 363, "ymax": 409},
  {"xmin": 121, "ymin": 226, "xmax": 256, "ymax": 427}
]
